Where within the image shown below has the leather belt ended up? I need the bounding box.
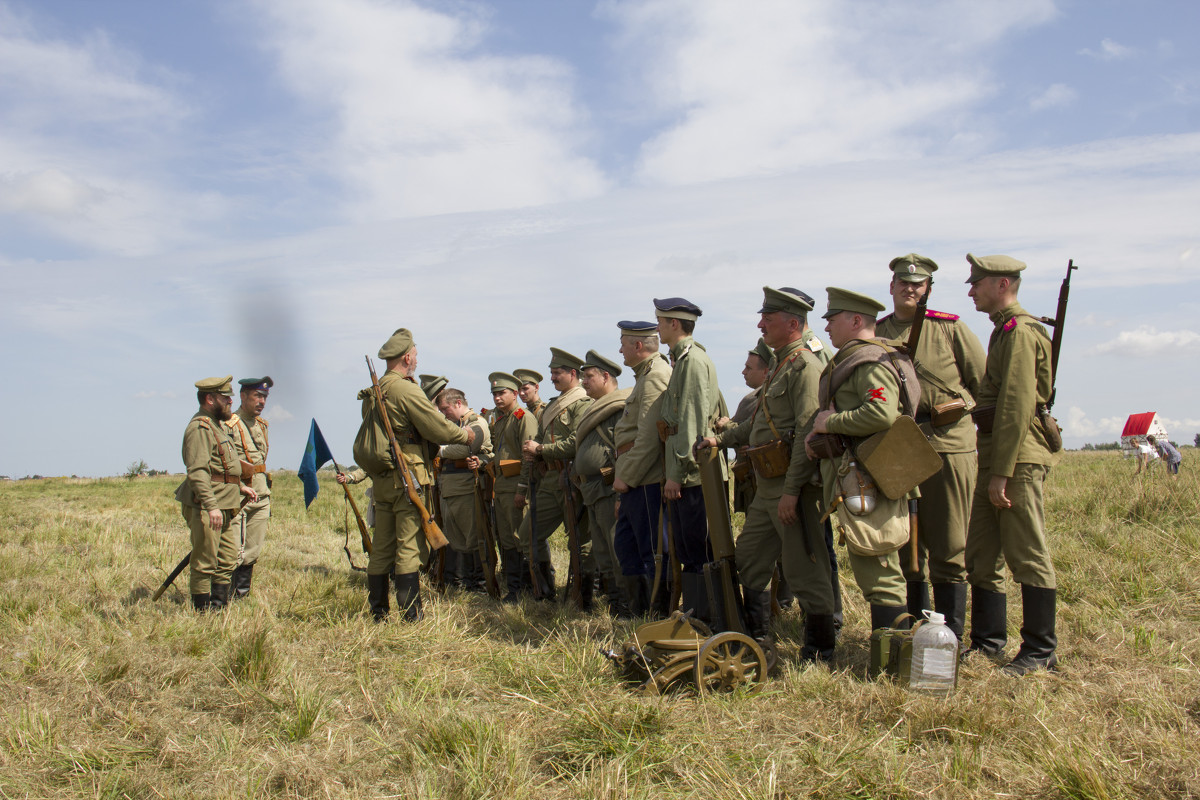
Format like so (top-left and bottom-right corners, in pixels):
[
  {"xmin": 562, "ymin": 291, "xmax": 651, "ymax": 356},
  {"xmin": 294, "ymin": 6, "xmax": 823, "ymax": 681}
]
[{"xmin": 210, "ymin": 471, "xmax": 240, "ymax": 485}]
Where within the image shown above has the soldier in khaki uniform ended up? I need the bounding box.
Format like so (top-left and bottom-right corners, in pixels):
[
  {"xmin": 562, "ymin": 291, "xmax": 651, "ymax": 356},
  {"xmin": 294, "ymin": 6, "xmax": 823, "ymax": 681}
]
[
  {"xmin": 701, "ymin": 287, "xmax": 835, "ymax": 660},
  {"xmin": 570, "ymin": 351, "xmax": 632, "ymax": 614},
  {"xmin": 515, "ymin": 368, "xmax": 547, "ymax": 422},
  {"xmin": 612, "ymin": 321, "xmax": 672, "ymax": 614},
  {"xmin": 520, "ymin": 348, "xmax": 592, "ymax": 600},
  {"xmin": 655, "ymin": 297, "xmax": 727, "ymax": 623},
  {"xmin": 721, "ymin": 338, "xmax": 771, "ymax": 515},
  {"xmin": 356, "ymin": 329, "xmax": 472, "ymax": 621},
  {"xmin": 176, "ymin": 376, "xmax": 256, "ymax": 611},
  {"xmin": 964, "ymin": 254, "xmax": 1059, "ymax": 674},
  {"xmin": 225, "ymin": 376, "xmax": 273, "ymax": 599},
  {"xmin": 876, "ymin": 254, "xmax": 986, "ymax": 638},
  {"xmin": 435, "ymin": 388, "xmax": 493, "ymax": 591},
  {"xmin": 487, "ymin": 372, "xmax": 539, "ymax": 602},
  {"xmin": 807, "ymin": 288, "xmax": 920, "ymax": 634}
]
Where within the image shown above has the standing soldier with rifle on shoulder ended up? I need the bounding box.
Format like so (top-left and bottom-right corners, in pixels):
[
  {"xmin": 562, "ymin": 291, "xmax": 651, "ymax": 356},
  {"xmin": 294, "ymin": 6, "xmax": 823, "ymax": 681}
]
[
  {"xmin": 963, "ymin": 255, "xmax": 1070, "ymax": 675},
  {"xmin": 174, "ymin": 376, "xmax": 256, "ymax": 611},
  {"xmin": 876, "ymin": 255, "xmax": 985, "ymax": 640},
  {"xmin": 225, "ymin": 376, "xmax": 274, "ymax": 599},
  {"xmin": 352, "ymin": 328, "xmax": 473, "ymax": 622}
]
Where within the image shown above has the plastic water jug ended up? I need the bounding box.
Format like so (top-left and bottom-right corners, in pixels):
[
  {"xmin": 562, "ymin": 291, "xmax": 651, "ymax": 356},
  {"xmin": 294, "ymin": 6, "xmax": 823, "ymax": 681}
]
[{"xmin": 908, "ymin": 609, "xmax": 958, "ymax": 695}]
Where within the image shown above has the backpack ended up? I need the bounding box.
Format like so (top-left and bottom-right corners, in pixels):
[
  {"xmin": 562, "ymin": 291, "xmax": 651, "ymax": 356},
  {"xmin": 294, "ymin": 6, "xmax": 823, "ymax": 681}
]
[{"xmin": 352, "ymin": 388, "xmax": 395, "ymax": 474}]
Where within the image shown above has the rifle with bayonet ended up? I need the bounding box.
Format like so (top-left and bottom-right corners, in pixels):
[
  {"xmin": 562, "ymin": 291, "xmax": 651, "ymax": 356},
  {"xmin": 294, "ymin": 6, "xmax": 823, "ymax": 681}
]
[
  {"xmin": 1041, "ymin": 259, "xmax": 1077, "ymax": 411},
  {"xmin": 473, "ymin": 465, "xmax": 502, "ymax": 598},
  {"xmin": 365, "ymin": 356, "xmax": 449, "ymax": 551},
  {"xmin": 902, "ymin": 283, "xmax": 930, "ymax": 574},
  {"xmin": 331, "ymin": 455, "xmax": 370, "ymax": 571}
]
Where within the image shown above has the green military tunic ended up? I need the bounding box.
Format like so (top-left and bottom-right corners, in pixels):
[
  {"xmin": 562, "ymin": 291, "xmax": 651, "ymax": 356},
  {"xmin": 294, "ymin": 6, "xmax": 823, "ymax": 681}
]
[
  {"xmin": 877, "ymin": 309, "xmax": 986, "ymax": 584},
  {"xmin": 659, "ymin": 336, "xmax": 726, "ymax": 487},
  {"xmin": 226, "ymin": 409, "xmax": 271, "ymax": 567},
  {"xmin": 613, "ymin": 353, "xmax": 671, "ymax": 488},
  {"xmin": 801, "ymin": 329, "xmax": 831, "ymax": 366},
  {"xmin": 361, "ymin": 371, "xmax": 469, "ymax": 575},
  {"xmin": 572, "ymin": 388, "xmax": 632, "ymax": 590},
  {"xmin": 717, "ymin": 339, "xmax": 832, "ymax": 611},
  {"xmin": 526, "ymin": 399, "xmax": 547, "ymax": 423},
  {"xmin": 966, "ymin": 302, "xmax": 1057, "ymax": 592},
  {"xmin": 728, "ymin": 387, "xmax": 760, "ymax": 511},
  {"xmin": 176, "ymin": 410, "xmax": 244, "ymax": 594},
  {"xmin": 519, "ymin": 385, "xmax": 592, "ymax": 563},
  {"xmin": 817, "ymin": 340, "xmax": 911, "ymax": 607},
  {"xmin": 437, "ymin": 410, "xmax": 493, "ymax": 554},
  {"xmin": 491, "ymin": 406, "xmax": 538, "ymax": 552}
]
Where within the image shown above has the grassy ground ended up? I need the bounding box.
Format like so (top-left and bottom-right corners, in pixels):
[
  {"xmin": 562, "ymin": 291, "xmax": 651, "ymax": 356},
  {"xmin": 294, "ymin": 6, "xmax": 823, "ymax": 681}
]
[{"xmin": 1, "ymin": 451, "xmax": 1198, "ymax": 799}]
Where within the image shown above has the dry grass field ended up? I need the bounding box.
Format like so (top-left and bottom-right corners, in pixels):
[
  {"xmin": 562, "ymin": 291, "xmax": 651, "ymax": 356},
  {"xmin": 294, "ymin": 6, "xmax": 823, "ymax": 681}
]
[{"xmin": 1, "ymin": 450, "xmax": 1198, "ymax": 799}]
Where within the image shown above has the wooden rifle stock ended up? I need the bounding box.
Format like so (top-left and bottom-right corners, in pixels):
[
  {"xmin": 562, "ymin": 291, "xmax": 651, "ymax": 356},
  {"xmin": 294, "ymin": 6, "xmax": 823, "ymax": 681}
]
[
  {"xmin": 332, "ymin": 457, "xmax": 371, "ymax": 555},
  {"xmin": 365, "ymin": 356, "xmax": 449, "ymax": 550}
]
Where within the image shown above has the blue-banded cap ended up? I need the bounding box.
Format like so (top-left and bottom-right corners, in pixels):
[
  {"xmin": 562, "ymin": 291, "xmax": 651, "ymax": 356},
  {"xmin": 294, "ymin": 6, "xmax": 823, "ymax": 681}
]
[
  {"xmin": 759, "ymin": 286, "xmax": 814, "ymax": 315},
  {"xmin": 653, "ymin": 297, "xmax": 702, "ymax": 321},
  {"xmin": 618, "ymin": 320, "xmax": 657, "ymax": 335},
  {"xmin": 237, "ymin": 376, "xmax": 273, "ymax": 394}
]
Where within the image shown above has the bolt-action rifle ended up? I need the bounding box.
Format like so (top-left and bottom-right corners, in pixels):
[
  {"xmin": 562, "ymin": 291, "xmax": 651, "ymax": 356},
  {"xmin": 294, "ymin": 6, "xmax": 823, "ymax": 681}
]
[
  {"xmin": 365, "ymin": 356, "xmax": 449, "ymax": 551},
  {"xmin": 901, "ymin": 284, "xmax": 930, "ymax": 574},
  {"xmin": 473, "ymin": 465, "xmax": 502, "ymax": 598},
  {"xmin": 1040, "ymin": 259, "xmax": 1077, "ymax": 411}
]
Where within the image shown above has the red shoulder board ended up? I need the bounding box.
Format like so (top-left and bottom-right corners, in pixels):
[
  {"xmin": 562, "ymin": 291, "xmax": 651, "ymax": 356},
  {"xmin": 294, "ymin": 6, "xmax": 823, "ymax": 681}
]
[
  {"xmin": 925, "ymin": 309, "xmax": 959, "ymax": 322},
  {"xmin": 514, "ymin": 408, "xmax": 525, "ymax": 419},
  {"xmin": 1003, "ymin": 317, "xmax": 1018, "ymax": 332}
]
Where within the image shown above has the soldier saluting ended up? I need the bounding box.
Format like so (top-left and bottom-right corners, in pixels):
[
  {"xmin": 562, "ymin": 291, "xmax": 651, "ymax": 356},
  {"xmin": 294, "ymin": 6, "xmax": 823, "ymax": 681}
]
[
  {"xmin": 963, "ymin": 254, "xmax": 1059, "ymax": 674},
  {"xmin": 175, "ymin": 376, "xmax": 256, "ymax": 611}
]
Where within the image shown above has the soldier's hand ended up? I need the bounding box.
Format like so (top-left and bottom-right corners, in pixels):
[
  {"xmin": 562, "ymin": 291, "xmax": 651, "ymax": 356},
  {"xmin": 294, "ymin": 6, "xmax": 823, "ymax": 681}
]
[
  {"xmin": 664, "ymin": 479, "xmax": 682, "ymax": 501},
  {"xmin": 466, "ymin": 456, "xmax": 481, "ymax": 470},
  {"xmin": 241, "ymin": 485, "xmax": 258, "ymax": 502},
  {"xmin": 207, "ymin": 509, "xmax": 224, "ymax": 529},
  {"xmin": 694, "ymin": 436, "xmax": 718, "ymax": 454},
  {"xmin": 778, "ymin": 494, "xmax": 799, "ymax": 525},
  {"xmin": 521, "ymin": 440, "xmax": 540, "ymax": 458},
  {"xmin": 988, "ymin": 475, "xmax": 1011, "ymax": 509},
  {"xmin": 612, "ymin": 476, "xmax": 629, "ymax": 494},
  {"xmin": 812, "ymin": 409, "xmax": 834, "ymax": 433},
  {"xmin": 803, "ymin": 431, "xmax": 818, "ymax": 460},
  {"xmin": 514, "ymin": 493, "xmax": 527, "ymax": 510},
  {"xmin": 336, "ymin": 471, "xmax": 349, "ymax": 484}
]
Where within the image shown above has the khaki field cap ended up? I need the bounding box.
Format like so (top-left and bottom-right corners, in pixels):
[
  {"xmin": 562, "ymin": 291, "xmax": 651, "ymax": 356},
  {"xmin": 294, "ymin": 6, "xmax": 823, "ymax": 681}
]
[
  {"xmin": 513, "ymin": 368, "xmax": 543, "ymax": 386},
  {"xmin": 582, "ymin": 349, "xmax": 623, "ymax": 377},
  {"xmin": 965, "ymin": 253, "xmax": 1027, "ymax": 284},
  {"xmin": 750, "ymin": 337, "xmax": 773, "ymax": 364},
  {"xmin": 823, "ymin": 287, "xmax": 887, "ymax": 319},
  {"xmin": 759, "ymin": 286, "xmax": 814, "ymax": 316},
  {"xmin": 196, "ymin": 375, "xmax": 234, "ymax": 396},
  {"xmin": 378, "ymin": 328, "xmax": 414, "ymax": 359},
  {"xmin": 889, "ymin": 253, "xmax": 939, "ymax": 283},
  {"xmin": 488, "ymin": 371, "xmax": 521, "ymax": 394},
  {"xmin": 419, "ymin": 374, "xmax": 448, "ymax": 400},
  {"xmin": 238, "ymin": 376, "xmax": 273, "ymax": 393},
  {"xmin": 548, "ymin": 347, "xmax": 584, "ymax": 371}
]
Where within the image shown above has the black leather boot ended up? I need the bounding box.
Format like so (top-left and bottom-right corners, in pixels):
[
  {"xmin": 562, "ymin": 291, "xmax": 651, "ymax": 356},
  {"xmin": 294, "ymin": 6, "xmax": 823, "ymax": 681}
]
[
  {"xmin": 578, "ymin": 571, "xmax": 595, "ymax": 612},
  {"xmin": 870, "ymin": 603, "xmax": 909, "ymax": 631},
  {"xmin": 906, "ymin": 580, "xmax": 930, "ymax": 619},
  {"xmin": 967, "ymin": 586, "xmax": 1008, "ymax": 658},
  {"xmin": 932, "ymin": 582, "xmax": 968, "ymax": 641},
  {"xmin": 394, "ymin": 572, "xmax": 423, "ymax": 622},
  {"xmin": 501, "ymin": 549, "xmax": 522, "ymax": 604},
  {"xmin": 774, "ymin": 566, "xmax": 795, "ymax": 610},
  {"xmin": 367, "ymin": 573, "xmax": 390, "ymax": 621},
  {"xmin": 800, "ymin": 613, "xmax": 837, "ymax": 663},
  {"xmin": 191, "ymin": 593, "xmax": 211, "ymax": 612},
  {"xmin": 629, "ymin": 575, "xmax": 652, "ymax": 616},
  {"xmin": 464, "ymin": 552, "xmax": 485, "ymax": 593},
  {"xmin": 1003, "ymin": 585, "xmax": 1058, "ymax": 675},
  {"xmin": 231, "ymin": 562, "xmax": 255, "ymax": 599},
  {"xmin": 607, "ymin": 575, "xmax": 634, "ymax": 619},
  {"xmin": 741, "ymin": 587, "xmax": 773, "ymax": 640},
  {"xmin": 680, "ymin": 572, "xmax": 703, "ymax": 620},
  {"xmin": 209, "ymin": 582, "xmax": 230, "ymax": 612}
]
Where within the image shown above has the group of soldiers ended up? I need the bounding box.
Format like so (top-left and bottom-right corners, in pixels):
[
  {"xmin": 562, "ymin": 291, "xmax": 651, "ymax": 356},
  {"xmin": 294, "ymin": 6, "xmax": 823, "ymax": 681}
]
[{"xmin": 176, "ymin": 251, "xmax": 1062, "ymax": 676}]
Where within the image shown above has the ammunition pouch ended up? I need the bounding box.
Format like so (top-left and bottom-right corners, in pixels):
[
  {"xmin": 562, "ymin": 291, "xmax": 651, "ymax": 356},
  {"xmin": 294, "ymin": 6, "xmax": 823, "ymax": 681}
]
[
  {"xmin": 930, "ymin": 398, "xmax": 968, "ymax": 428},
  {"xmin": 730, "ymin": 455, "xmax": 752, "ymax": 483},
  {"xmin": 745, "ymin": 437, "xmax": 791, "ymax": 479},
  {"xmin": 808, "ymin": 433, "xmax": 848, "ymax": 460},
  {"xmin": 600, "ymin": 465, "xmax": 615, "ymax": 486},
  {"xmin": 498, "ymin": 459, "xmax": 523, "ymax": 478},
  {"xmin": 972, "ymin": 404, "xmax": 996, "ymax": 434}
]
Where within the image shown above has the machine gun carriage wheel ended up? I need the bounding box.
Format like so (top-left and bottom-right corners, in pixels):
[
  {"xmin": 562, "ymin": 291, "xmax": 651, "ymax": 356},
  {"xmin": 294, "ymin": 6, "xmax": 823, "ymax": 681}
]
[{"xmin": 693, "ymin": 631, "xmax": 768, "ymax": 695}]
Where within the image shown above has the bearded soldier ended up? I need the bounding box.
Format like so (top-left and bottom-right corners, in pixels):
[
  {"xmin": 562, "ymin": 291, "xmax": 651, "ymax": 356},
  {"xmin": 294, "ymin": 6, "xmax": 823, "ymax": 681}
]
[
  {"xmin": 700, "ymin": 287, "xmax": 835, "ymax": 660},
  {"xmin": 876, "ymin": 254, "xmax": 985, "ymax": 639},
  {"xmin": 224, "ymin": 376, "xmax": 273, "ymax": 599},
  {"xmin": 487, "ymin": 372, "xmax": 539, "ymax": 602},
  {"xmin": 175, "ymin": 376, "xmax": 256, "ymax": 611},
  {"xmin": 519, "ymin": 348, "xmax": 592, "ymax": 600},
  {"xmin": 435, "ymin": 388, "xmax": 492, "ymax": 591},
  {"xmin": 611, "ymin": 321, "xmax": 672, "ymax": 615},
  {"xmin": 964, "ymin": 254, "xmax": 1059, "ymax": 675},
  {"xmin": 807, "ymin": 288, "xmax": 921, "ymax": 636}
]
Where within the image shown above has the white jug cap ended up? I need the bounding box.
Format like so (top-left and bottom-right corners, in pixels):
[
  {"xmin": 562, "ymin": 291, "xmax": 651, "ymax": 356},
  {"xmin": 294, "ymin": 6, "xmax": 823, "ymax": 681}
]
[{"xmin": 923, "ymin": 609, "xmax": 945, "ymax": 625}]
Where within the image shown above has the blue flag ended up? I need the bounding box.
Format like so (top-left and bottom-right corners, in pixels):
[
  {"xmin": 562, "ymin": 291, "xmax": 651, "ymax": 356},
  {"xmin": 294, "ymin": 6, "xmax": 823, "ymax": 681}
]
[{"xmin": 298, "ymin": 418, "xmax": 335, "ymax": 508}]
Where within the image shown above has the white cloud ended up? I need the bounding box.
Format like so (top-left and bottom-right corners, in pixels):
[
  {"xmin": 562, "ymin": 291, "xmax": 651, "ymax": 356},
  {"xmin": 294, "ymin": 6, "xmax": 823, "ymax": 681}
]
[
  {"xmin": 1090, "ymin": 327, "xmax": 1200, "ymax": 356},
  {"xmin": 1061, "ymin": 406, "xmax": 1127, "ymax": 440},
  {"xmin": 1030, "ymin": 83, "xmax": 1076, "ymax": 111},
  {"xmin": 1079, "ymin": 38, "xmax": 1135, "ymax": 61},
  {"xmin": 251, "ymin": 0, "xmax": 607, "ymax": 219},
  {"xmin": 1157, "ymin": 416, "xmax": 1200, "ymax": 435},
  {"xmin": 133, "ymin": 390, "xmax": 178, "ymax": 400},
  {"xmin": 602, "ymin": 0, "xmax": 1057, "ymax": 185},
  {"xmin": 268, "ymin": 404, "xmax": 295, "ymax": 423}
]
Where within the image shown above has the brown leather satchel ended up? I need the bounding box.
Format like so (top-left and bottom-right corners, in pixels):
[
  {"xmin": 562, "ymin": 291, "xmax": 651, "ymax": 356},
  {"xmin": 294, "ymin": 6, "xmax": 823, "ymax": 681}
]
[
  {"xmin": 498, "ymin": 459, "xmax": 523, "ymax": 478},
  {"xmin": 930, "ymin": 398, "xmax": 968, "ymax": 427},
  {"xmin": 731, "ymin": 457, "xmax": 752, "ymax": 482},
  {"xmin": 808, "ymin": 433, "xmax": 848, "ymax": 460},
  {"xmin": 972, "ymin": 404, "xmax": 996, "ymax": 434},
  {"xmin": 745, "ymin": 438, "xmax": 791, "ymax": 479}
]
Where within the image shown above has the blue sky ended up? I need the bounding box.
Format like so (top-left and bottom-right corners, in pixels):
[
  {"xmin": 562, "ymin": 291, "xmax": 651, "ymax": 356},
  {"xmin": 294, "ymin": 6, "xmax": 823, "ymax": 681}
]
[{"xmin": 1, "ymin": 0, "xmax": 1198, "ymax": 477}]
